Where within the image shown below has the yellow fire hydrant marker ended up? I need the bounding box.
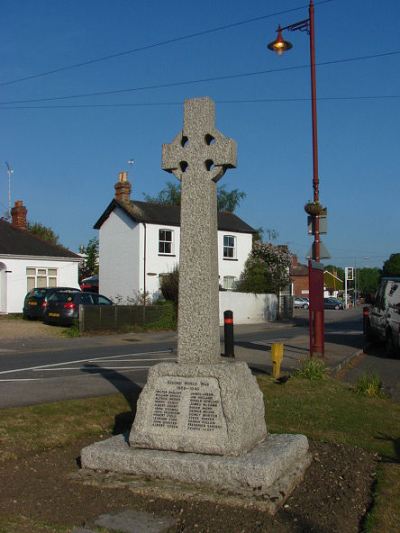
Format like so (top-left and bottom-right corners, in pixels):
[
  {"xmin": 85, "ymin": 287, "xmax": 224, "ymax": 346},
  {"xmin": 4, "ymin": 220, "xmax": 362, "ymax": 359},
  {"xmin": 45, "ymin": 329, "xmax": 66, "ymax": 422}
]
[{"xmin": 271, "ymin": 343, "xmax": 284, "ymax": 379}]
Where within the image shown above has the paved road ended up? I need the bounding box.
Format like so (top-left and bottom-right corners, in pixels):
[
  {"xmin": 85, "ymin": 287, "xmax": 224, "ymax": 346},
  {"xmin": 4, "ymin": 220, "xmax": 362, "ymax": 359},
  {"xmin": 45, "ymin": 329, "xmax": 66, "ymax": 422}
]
[
  {"xmin": 0, "ymin": 308, "xmax": 364, "ymax": 407},
  {"xmin": 341, "ymin": 342, "xmax": 400, "ymax": 401}
]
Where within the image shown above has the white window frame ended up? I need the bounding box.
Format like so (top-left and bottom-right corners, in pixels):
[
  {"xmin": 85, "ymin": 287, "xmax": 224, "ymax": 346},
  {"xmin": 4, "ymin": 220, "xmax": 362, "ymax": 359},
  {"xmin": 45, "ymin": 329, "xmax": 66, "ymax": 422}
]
[
  {"xmin": 223, "ymin": 235, "xmax": 236, "ymax": 259},
  {"xmin": 26, "ymin": 267, "xmax": 58, "ymax": 291},
  {"xmin": 223, "ymin": 276, "xmax": 236, "ymax": 290},
  {"xmin": 158, "ymin": 228, "xmax": 174, "ymax": 255}
]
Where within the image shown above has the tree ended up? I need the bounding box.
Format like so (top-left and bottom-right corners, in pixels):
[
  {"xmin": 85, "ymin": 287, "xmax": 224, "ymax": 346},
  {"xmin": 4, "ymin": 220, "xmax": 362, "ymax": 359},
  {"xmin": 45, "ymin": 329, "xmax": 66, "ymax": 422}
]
[
  {"xmin": 79, "ymin": 237, "xmax": 99, "ymax": 280},
  {"xmin": 143, "ymin": 181, "xmax": 246, "ymax": 213},
  {"xmin": 325, "ymin": 264, "xmax": 345, "ymax": 283},
  {"xmin": 382, "ymin": 253, "xmax": 400, "ymax": 277},
  {"xmin": 143, "ymin": 181, "xmax": 181, "ymax": 207},
  {"xmin": 236, "ymin": 242, "xmax": 291, "ymax": 295},
  {"xmin": 216, "ymin": 185, "xmax": 246, "ymax": 212},
  {"xmin": 159, "ymin": 267, "xmax": 179, "ymax": 308},
  {"xmin": 27, "ymin": 221, "xmax": 60, "ymax": 245},
  {"xmin": 357, "ymin": 267, "xmax": 381, "ymax": 295}
]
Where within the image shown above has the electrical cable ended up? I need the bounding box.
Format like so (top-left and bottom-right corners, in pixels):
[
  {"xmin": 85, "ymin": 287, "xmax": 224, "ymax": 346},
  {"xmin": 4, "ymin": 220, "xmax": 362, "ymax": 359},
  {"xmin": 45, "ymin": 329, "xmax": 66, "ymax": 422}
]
[
  {"xmin": 0, "ymin": 48, "xmax": 398, "ymax": 107},
  {"xmin": 0, "ymin": 94, "xmax": 399, "ymax": 110},
  {"xmin": 0, "ymin": 0, "xmax": 336, "ymax": 87}
]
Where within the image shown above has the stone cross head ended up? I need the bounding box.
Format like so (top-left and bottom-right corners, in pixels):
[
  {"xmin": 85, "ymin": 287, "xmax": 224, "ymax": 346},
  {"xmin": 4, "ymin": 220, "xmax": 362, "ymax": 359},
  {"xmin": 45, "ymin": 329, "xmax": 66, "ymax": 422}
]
[{"xmin": 162, "ymin": 97, "xmax": 237, "ymax": 182}]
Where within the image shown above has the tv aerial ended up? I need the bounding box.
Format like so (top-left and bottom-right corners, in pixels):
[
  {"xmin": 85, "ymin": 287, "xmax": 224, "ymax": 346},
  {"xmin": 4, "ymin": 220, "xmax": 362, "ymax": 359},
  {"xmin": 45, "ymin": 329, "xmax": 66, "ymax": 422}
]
[{"xmin": 5, "ymin": 162, "xmax": 14, "ymax": 220}]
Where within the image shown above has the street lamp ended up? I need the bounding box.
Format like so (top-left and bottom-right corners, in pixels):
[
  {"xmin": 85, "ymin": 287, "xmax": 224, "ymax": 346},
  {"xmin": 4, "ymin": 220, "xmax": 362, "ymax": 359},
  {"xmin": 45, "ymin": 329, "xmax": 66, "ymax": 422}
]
[{"xmin": 268, "ymin": 0, "xmax": 325, "ymax": 357}]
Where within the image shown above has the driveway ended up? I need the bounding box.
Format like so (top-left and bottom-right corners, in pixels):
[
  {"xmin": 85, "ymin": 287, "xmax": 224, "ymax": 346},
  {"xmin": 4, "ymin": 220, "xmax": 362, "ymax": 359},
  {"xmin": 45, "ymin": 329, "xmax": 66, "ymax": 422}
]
[{"xmin": 0, "ymin": 316, "xmax": 65, "ymax": 340}]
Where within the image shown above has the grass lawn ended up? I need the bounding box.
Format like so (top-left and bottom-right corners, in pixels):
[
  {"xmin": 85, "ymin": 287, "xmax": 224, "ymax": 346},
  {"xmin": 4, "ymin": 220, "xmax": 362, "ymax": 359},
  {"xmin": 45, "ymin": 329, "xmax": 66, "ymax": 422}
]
[{"xmin": 0, "ymin": 375, "xmax": 399, "ymax": 532}]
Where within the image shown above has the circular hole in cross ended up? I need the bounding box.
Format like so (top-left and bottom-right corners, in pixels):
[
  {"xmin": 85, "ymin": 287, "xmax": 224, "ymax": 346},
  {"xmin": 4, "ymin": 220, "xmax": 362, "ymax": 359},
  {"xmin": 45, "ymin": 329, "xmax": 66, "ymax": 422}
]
[
  {"xmin": 180, "ymin": 161, "xmax": 188, "ymax": 173},
  {"xmin": 205, "ymin": 159, "xmax": 215, "ymax": 171},
  {"xmin": 205, "ymin": 134, "xmax": 215, "ymax": 145},
  {"xmin": 181, "ymin": 136, "xmax": 189, "ymax": 147}
]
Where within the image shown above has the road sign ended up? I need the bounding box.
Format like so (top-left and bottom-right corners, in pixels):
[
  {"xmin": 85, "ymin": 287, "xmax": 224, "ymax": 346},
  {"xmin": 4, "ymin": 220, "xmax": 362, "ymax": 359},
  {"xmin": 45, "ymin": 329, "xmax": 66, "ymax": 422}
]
[
  {"xmin": 306, "ymin": 240, "xmax": 331, "ymax": 260},
  {"xmin": 307, "ymin": 214, "xmax": 327, "ymax": 235}
]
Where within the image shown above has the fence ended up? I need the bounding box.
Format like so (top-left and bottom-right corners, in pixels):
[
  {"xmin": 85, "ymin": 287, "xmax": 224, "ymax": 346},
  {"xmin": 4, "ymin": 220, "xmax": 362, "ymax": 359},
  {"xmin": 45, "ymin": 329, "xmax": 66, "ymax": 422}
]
[{"xmin": 78, "ymin": 304, "xmax": 168, "ymax": 333}]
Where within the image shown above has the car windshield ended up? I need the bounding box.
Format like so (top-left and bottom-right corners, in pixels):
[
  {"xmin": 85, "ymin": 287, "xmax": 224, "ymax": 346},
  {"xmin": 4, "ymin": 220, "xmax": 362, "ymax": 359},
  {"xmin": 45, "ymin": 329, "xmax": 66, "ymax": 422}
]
[
  {"xmin": 30, "ymin": 289, "xmax": 48, "ymax": 298},
  {"xmin": 48, "ymin": 292, "xmax": 77, "ymax": 303}
]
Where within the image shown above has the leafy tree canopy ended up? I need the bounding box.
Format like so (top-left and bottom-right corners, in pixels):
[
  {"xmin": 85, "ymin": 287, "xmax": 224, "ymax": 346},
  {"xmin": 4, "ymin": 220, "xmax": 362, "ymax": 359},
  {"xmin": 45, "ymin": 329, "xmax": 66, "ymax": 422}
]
[
  {"xmin": 236, "ymin": 242, "xmax": 291, "ymax": 295},
  {"xmin": 325, "ymin": 264, "xmax": 345, "ymax": 282},
  {"xmin": 79, "ymin": 237, "xmax": 99, "ymax": 280},
  {"xmin": 357, "ymin": 267, "xmax": 381, "ymax": 294},
  {"xmin": 382, "ymin": 253, "xmax": 400, "ymax": 277},
  {"xmin": 143, "ymin": 181, "xmax": 246, "ymax": 213},
  {"xmin": 27, "ymin": 221, "xmax": 60, "ymax": 245}
]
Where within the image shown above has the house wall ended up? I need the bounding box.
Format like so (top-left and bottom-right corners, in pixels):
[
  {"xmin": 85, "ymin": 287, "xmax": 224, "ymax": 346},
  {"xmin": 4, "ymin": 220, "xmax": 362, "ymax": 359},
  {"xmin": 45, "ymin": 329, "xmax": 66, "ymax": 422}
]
[
  {"xmin": 292, "ymin": 275, "xmax": 309, "ymax": 296},
  {"xmin": 219, "ymin": 291, "xmax": 278, "ymax": 324},
  {"xmin": 135, "ymin": 224, "xmax": 253, "ymax": 300},
  {"xmin": 0, "ymin": 256, "xmax": 79, "ymax": 313},
  {"xmin": 99, "ymin": 207, "xmax": 141, "ymax": 302}
]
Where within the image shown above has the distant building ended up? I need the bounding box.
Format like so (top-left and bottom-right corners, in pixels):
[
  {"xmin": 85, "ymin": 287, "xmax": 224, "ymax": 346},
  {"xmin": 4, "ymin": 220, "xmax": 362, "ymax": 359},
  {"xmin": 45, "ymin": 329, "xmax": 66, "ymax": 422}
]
[
  {"xmin": 94, "ymin": 172, "xmax": 257, "ymax": 302},
  {"xmin": 290, "ymin": 255, "xmax": 344, "ymax": 298},
  {"xmin": 290, "ymin": 255, "xmax": 309, "ymax": 297},
  {"xmin": 0, "ymin": 201, "xmax": 80, "ymax": 313}
]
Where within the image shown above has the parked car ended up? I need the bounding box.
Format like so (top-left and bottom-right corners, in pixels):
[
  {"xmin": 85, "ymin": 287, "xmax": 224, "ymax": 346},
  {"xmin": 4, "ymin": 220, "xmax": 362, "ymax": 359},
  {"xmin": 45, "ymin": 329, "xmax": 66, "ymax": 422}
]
[
  {"xmin": 80, "ymin": 275, "xmax": 99, "ymax": 293},
  {"xmin": 323, "ymin": 297, "xmax": 344, "ymax": 310},
  {"xmin": 294, "ymin": 297, "xmax": 309, "ymax": 309},
  {"xmin": 23, "ymin": 287, "xmax": 81, "ymax": 319},
  {"xmin": 43, "ymin": 290, "xmax": 112, "ymax": 326},
  {"xmin": 364, "ymin": 277, "xmax": 400, "ymax": 356}
]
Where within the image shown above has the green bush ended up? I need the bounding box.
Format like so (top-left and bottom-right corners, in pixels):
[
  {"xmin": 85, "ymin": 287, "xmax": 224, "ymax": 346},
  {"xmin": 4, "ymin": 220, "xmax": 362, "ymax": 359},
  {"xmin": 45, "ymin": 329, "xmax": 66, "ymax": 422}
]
[
  {"xmin": 160, "ymin": 267, "xmax": 179, "ymax": 307},
  {"xmin": 295, "ymin": 358, "xmax": 328, "ymax": 381},
  {"xmin": 144, "ymin": 301, "xmax": 177, "ymax": 330},
  {"xmin": 355, "ymin": 372, "xmax": 384, "ymax": 398}
]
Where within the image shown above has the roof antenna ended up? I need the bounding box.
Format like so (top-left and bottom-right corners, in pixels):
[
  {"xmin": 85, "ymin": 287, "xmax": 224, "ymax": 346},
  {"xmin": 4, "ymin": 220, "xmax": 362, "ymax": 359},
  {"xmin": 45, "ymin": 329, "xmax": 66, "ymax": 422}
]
[{"xmin": 5, "ymin": 162, "xmax": 14, "ymax": 221}]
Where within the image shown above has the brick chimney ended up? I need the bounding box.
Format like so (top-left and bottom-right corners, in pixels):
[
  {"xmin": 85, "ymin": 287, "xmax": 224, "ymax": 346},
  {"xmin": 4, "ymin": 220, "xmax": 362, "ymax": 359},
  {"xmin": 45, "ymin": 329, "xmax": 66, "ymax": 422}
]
[
  {"xmin": 11, "ymin": 200, "xmax": 27, "ymax": 230},
  {"xmin": 114, "ymin": 171, "xmax": 131, "ymax": 203}
]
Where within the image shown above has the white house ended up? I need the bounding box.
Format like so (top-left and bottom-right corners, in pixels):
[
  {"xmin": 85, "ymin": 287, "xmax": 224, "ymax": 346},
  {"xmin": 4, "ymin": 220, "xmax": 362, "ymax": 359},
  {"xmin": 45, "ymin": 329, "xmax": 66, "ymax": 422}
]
[
  {"xmin": 0, "ymin": 201, "xmax": 81, "ymax": 314},
  {"xmin": 94, "ymin": 172, "xmax": 256, "ymax": 303}
]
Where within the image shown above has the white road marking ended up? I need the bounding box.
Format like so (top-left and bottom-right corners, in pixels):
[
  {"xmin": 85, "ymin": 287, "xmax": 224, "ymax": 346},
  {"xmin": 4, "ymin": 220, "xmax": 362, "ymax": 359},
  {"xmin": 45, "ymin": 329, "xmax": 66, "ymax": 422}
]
[
  {"xmin": 86, "ymin": 357, "xmax": 175, "ymax": 363},
  {"xmin": 0, "ymin": 378, "xmax": 44, "ymax": 382},
  {"xmin": 0, "ymin": 349, "xmax": 173, "ymax": 376},
  {"xmin": 34, "ymin": 366, "xmax": 153, "ymax": 371}
]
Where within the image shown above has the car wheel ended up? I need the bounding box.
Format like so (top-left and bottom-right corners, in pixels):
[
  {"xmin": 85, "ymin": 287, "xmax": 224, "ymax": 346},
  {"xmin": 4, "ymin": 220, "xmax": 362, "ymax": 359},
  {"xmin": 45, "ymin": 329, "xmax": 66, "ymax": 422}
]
[
  {"xmin": 303, "ymin": 304, "xmax": 309, "ymax": 309},
  {"xmin": 334, "ymin": 305, "xmax": 340, "ymax": 310}
]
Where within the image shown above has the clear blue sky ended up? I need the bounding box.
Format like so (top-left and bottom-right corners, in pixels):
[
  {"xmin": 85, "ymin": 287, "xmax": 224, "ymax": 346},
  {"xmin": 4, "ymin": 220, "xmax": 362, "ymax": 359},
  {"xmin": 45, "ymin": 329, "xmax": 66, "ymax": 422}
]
[{"xmin": 1, "ymin": 0, "xmax": 399, "ymax": 268}]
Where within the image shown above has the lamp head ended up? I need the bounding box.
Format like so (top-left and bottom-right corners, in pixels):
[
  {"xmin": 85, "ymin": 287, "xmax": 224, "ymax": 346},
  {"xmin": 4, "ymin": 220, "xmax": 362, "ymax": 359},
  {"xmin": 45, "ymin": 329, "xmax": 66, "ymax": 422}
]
[{"xmin": 267, "ymin": 26, "xmax": 293, "ymax": 55}]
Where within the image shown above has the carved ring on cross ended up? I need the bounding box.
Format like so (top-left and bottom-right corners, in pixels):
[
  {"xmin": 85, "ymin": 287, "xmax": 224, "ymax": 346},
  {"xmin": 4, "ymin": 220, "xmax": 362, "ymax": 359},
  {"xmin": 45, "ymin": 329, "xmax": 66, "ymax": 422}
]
[{"xmin": 162, "ymin": 98, "xmax": 237, "ymax": 183}]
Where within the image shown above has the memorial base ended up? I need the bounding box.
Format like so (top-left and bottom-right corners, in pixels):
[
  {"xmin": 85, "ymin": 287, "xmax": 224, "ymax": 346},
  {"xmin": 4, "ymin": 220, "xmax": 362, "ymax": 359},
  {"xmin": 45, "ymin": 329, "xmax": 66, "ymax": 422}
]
[
  {"xmin": 81, "ymin": 433, "xmax": 311, "ymax": 514},
  {"xmin": 130, "ymin": 361, "xmax": 267, "ymax": 456}
]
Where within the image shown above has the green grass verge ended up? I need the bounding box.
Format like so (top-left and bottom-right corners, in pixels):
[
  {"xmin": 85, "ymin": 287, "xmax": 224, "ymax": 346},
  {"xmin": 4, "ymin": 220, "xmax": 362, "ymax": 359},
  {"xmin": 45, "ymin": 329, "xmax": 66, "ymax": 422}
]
[
  {"xmin": 0, "ymin": 395, "xmax": 130, "ymax": 461},
  {"xmin": 0, "ymin": 376, "xmax": 398, "ymax": 531},
  {"xmin": 258, "ymin": 375, "xmax": 400, "ymax": 531}
]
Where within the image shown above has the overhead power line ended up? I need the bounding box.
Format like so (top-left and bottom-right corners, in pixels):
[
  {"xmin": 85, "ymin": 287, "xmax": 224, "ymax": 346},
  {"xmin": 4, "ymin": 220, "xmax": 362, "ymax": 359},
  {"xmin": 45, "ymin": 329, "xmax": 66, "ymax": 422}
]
[
  {"xmin": 0, "ymin": 0, "xmax": 335, "ymax": 88},
  {"xmin": 0, "ymin": 94, "xmax": 399, "ymax": 111},
  {"xmin": 0, "ymin": 48, "xmax": 398, "ymax": 107}
]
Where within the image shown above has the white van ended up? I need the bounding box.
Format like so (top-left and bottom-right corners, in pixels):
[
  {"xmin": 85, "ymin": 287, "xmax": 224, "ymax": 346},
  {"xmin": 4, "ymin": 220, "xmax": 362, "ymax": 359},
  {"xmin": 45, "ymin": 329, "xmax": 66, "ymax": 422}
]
[{"xmin": 366, "ymin": 277, "xmax": 400, "ymax": 355}]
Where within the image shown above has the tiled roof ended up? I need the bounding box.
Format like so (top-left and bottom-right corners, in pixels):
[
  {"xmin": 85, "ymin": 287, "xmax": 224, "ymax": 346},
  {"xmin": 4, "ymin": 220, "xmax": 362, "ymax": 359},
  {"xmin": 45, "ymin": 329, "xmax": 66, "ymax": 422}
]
[
  {"xmin": 290, "ymin": 264, "xmax": 308, "ymax": 276},
  {"xmin": 0, "ymin": 219, "xmax": 80, "ymax": 259},
  {"xmin": 94, "ymin": 199, "xmax": 257, "ymax": 234}
]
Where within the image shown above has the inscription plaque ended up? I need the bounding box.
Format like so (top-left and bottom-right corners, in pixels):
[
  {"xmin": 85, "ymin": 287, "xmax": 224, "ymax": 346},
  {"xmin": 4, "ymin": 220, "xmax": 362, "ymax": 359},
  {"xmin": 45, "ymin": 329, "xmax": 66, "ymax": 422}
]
[{"xmin": 150, "ymin": 376, "xmax": 227, "ymax": 437}]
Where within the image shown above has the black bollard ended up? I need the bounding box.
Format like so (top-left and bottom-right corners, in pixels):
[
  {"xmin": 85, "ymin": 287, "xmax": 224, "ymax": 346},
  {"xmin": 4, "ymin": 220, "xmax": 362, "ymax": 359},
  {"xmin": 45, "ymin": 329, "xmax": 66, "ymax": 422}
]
[{"xmin": 223, "ymin": 310, "xmax": 235, "ymax": 358}]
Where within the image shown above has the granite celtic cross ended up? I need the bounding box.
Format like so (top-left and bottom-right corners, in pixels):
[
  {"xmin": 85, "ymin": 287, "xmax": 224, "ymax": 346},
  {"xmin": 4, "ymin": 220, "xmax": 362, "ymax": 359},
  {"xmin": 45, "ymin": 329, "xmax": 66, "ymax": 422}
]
[{"xmin": 162, "ymin": 97, "xmax": 237, "ymax": 364}]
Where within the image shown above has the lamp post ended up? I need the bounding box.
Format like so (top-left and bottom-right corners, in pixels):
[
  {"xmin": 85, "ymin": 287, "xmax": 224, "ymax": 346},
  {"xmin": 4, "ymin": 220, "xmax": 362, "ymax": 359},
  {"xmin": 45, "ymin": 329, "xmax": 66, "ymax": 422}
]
[{"xmin": 268, "ymin": 0, "xmax": 324, "ymax": 356}]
